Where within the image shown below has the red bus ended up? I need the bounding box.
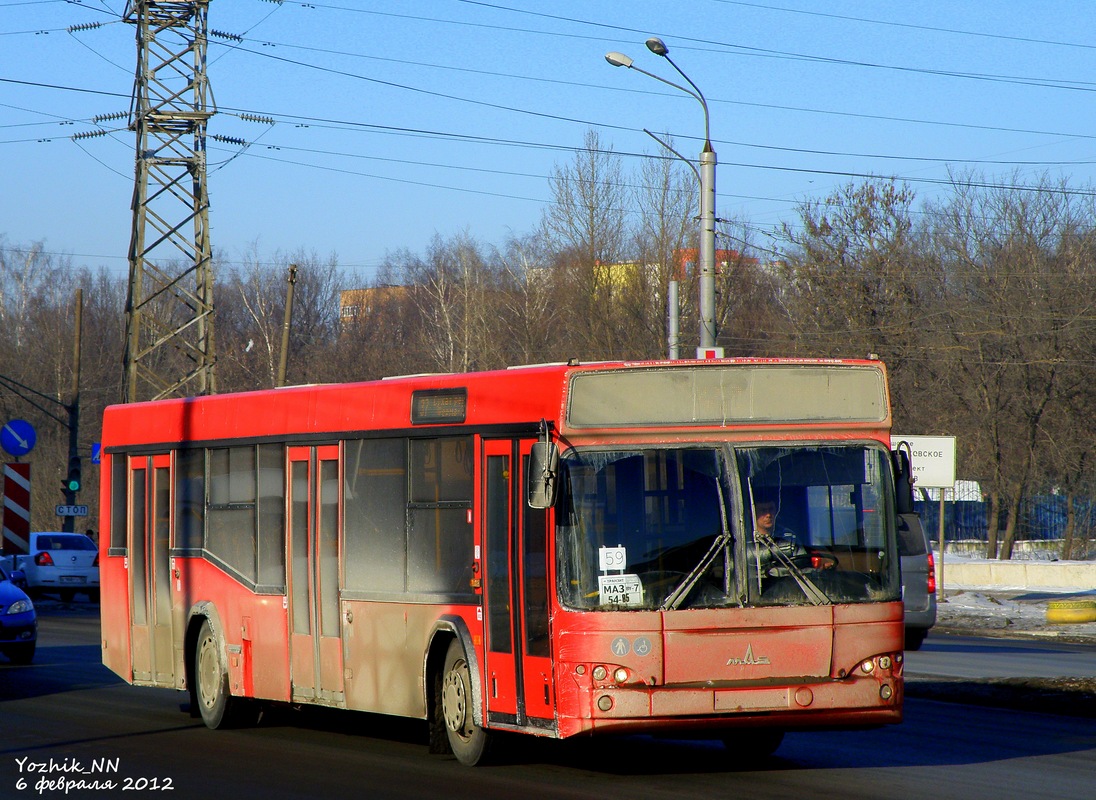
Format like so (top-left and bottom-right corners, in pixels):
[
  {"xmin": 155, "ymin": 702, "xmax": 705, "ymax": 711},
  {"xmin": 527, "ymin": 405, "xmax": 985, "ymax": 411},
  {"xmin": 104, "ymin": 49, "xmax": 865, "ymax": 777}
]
[{"xmin": 99, "ymin": 358, "xmax": 907, "ymax": 765}]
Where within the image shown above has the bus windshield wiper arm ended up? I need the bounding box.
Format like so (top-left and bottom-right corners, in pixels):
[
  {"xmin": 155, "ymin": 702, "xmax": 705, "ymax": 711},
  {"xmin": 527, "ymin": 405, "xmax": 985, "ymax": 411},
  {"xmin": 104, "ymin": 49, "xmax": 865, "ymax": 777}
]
[
  {"xmin": 761, "ymin": 539, "xmax": 832, "ymax": 606},
  {"xmin": 662, "ymin": 473, "xmax": 732, "ymax": 611},
  {"xmin": 660, "ymin": 531, "xmax": 729, "ymax": 611}
]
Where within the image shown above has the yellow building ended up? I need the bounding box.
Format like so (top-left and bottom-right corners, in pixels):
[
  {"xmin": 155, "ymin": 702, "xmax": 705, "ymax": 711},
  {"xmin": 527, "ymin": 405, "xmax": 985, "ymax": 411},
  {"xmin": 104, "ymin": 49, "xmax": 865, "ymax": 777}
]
[{"xmin": 339, "ymin": 286, "xmax": 408, "ymax": 323}]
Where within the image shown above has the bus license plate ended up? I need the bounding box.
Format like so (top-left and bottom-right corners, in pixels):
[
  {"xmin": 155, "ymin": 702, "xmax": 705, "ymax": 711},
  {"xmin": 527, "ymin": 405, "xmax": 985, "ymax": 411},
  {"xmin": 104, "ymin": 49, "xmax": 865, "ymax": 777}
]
[{"xmin": 597, "ymin": 574, "xmax": 644, "ymax": 607}]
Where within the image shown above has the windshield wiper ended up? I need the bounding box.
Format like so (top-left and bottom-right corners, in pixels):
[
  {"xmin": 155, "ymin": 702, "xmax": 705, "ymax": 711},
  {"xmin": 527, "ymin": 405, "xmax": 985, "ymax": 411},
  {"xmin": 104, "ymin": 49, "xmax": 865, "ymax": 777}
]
[
  {"xmin": 662, "ymin": 475, "xmax": 733, "ymax": 611},
  {"xmin": 758, "ymin": 538, "xmax": 832, "ymax": 606},
  {"xmin": 660, "ymin": 531, "xmax": 729, "ymax": 611}
]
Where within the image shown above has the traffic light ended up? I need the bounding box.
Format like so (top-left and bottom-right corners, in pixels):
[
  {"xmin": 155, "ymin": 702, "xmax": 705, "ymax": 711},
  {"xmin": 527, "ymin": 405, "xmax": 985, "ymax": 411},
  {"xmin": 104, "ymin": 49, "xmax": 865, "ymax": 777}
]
[{"xmin": 66, "ymin": 455, "xmax": 82, "ymax": 493}]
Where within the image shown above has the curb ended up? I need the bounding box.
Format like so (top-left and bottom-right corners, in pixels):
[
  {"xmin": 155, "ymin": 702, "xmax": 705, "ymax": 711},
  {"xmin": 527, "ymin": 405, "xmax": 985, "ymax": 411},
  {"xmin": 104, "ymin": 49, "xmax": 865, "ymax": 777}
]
[
  {"xmin": 905, "ymin": 676, "xmax": 1096, "ymax": 719},
  {"xmin": 931, "ymin": 617, "xmax": 1096, "ymax": 645}
]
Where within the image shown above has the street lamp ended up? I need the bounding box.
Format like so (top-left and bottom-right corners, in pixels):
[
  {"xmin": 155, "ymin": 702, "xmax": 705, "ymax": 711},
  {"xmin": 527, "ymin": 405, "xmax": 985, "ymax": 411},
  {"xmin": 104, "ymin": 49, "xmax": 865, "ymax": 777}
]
[{"xmin": 606, "ymin": 37, "xmax": 718, "ymax": 353}]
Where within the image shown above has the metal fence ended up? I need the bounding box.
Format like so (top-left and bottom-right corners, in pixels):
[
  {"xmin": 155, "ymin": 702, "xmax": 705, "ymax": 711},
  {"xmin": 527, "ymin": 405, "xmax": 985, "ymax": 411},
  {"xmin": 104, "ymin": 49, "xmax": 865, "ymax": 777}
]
[{"xmin": 914, "ymin": 493, "xmax": 1096, "ymax": 560}]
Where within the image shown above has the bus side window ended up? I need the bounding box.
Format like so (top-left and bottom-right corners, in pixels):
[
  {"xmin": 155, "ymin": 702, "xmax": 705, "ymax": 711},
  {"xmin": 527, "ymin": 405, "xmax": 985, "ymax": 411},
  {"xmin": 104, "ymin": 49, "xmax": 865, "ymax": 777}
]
[
  {"xmin": 174, "ymin": 448, "xmax": 204, "ymax": 553},
  {"xmin": 408, "ymin": 438, "xmax": 474, "ymax": 596},
  {"xmin": 343, "ymin": 438, "xmax": 407, "ymax": 595},
  {"xmin": 110, "ymin": 454, "xmax": 128, "ymax": 554}
]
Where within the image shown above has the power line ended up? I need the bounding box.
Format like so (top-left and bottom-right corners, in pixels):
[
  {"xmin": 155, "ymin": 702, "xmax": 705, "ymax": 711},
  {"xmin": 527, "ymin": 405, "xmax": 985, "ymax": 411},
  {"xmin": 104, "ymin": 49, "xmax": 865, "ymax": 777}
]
[
  {"xmin": 710, "ymin": 0, "xmax": 1096, "ymax": 53},
  {"xmin": 198, "ymin": 34, "xmax": 1096, "ymax": 145},
  {"xmin": 8, "ymin": 2, "xmax": 1096, "ymax": 275},
  {"xmin": 450, "ymin": 0, "xmax": 1096, "ymax": 92},
  {"xmin": 8, "ymin": 34, "xmax": 1096, "ymax": 175},
  {"xmin": 18, "ymin": 6, "xmax": 1096, "ymax": 141},
  {"xmin": 10, "ymin": 110, "xmax": 1096, "ymax": 236},
  {"xmin": 10, "ymin": 74, "xmax": 1096, "ymax": 229}
]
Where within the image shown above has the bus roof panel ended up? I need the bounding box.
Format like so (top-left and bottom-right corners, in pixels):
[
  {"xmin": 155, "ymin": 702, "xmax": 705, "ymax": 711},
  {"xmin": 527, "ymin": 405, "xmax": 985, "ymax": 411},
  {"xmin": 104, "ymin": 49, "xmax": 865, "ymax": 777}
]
[{"xmin": 101, "ymin": 359, "xmax": 889, "ymax": 448}]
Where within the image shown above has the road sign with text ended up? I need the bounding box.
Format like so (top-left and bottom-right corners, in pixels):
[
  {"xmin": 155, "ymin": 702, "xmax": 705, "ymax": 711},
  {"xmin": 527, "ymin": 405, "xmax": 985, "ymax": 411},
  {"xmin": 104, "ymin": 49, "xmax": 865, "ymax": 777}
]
[{"xmin": 891, "ymin": 435, "xmax": 957, "ymax": 489}]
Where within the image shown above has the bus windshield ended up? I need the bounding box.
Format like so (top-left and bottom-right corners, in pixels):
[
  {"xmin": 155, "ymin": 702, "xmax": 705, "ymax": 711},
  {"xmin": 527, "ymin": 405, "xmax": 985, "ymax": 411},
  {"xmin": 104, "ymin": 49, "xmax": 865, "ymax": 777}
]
[{"xmin": 556, "ymin": 444, "xmax": 900, "ymax": 611}]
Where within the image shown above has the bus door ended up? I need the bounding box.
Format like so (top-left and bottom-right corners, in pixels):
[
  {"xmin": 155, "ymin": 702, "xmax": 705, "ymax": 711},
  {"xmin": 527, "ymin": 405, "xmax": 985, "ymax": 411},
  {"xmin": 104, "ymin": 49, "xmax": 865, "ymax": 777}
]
[
  {"xmin": 127, "ymin": 453, "xmax": 174, "ymax": 686},
  {"xmin": 482, "ymin": 439, "xmax": 555, "ymax": 731},
  {"xmin": 287, "ymin": 445, "xmax": 344, "ymax": 705}
]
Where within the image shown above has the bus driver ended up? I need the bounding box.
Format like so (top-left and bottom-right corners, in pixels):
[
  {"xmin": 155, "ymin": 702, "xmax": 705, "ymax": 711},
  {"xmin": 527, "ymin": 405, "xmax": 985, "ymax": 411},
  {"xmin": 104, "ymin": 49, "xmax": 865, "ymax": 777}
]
[
  {"xmin": 753, "ymin": 499, "xmax": 779, "ymax": 540},
  {"xmin": 748, "ymin": 492, "xmax": 816, "ymax": 595},
  {"xmin": 752, "ymin": 495, "xmax": 796, "ymax": 542}
]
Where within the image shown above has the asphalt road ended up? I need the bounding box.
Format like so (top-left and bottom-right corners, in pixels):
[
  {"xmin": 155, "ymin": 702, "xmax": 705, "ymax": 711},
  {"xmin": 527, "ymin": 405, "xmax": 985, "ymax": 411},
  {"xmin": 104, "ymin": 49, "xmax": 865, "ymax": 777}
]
[
  {"xmin": 905, "ymin": 633, "xmax": 1096, "ymax": 679},
  {"xmin": 2, "ymin": 605, "xmax": 1094, "ymax": 800}
]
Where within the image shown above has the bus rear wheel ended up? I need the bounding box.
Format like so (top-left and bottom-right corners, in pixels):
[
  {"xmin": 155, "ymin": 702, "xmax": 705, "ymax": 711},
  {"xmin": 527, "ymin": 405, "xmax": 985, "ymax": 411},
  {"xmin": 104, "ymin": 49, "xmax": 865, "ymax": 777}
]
[
  {"xmin": 441, "ymin": 639, "xmax": 492, "ymax": 766},
  {"xmin": 194, "ymin": 618, "xmax": 246, "ymax": 729}
]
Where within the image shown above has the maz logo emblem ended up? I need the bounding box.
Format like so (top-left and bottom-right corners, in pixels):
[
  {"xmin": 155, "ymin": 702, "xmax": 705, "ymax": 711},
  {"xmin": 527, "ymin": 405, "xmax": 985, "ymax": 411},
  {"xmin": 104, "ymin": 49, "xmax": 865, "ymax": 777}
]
[{"xmin": 726, "ymin": 643, "xmax": 770, "ymax": 666}]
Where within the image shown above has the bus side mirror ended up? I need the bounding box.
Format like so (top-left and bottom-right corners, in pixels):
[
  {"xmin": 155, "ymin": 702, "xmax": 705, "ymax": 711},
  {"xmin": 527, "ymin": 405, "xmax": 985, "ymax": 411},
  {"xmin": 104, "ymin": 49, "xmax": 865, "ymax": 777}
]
[
  {"xmin": 528, "ymin": 441, "xmax": 559, "ymax": 509},
  {"xmin": 892, "ymin": 446, "xmax": 915, "ymax": 515}
]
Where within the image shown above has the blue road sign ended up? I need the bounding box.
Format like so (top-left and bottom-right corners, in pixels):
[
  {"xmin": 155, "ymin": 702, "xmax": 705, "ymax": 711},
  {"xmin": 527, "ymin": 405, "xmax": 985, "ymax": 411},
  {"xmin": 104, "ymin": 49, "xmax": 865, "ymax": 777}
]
[
  {"xmin": 1, "ymin": 419, "xmax": 37, "ymax": 457},
  {"xmin": 91, "ymin": 442, "xmax": 101, "ymax": 465}
]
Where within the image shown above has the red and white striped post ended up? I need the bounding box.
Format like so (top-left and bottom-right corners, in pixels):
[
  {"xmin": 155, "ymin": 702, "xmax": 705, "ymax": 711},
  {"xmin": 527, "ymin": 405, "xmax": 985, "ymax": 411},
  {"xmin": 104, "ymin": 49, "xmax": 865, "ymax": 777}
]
[{"xmin": 2, "ymin": 462, "xmax": 31, "ymax": 554}]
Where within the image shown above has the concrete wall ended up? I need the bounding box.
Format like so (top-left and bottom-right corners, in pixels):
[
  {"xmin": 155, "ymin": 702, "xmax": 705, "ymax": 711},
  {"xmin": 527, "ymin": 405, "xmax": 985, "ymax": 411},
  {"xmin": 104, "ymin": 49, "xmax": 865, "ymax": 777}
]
[{"xmin": 938, "ymin": 556, "xmax": 1096, "ymax": 591}]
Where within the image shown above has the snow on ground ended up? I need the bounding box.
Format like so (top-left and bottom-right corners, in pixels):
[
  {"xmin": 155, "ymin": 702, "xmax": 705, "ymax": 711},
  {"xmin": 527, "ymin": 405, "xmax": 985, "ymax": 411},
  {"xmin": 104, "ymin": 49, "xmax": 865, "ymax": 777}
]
[
  {"xmin": 937, "ymin": 587, "xmax": 1096, "ymax": 640},
  {"xmin": 931, "ymin": 552, "xmax": 1096, "ymax": 638}
]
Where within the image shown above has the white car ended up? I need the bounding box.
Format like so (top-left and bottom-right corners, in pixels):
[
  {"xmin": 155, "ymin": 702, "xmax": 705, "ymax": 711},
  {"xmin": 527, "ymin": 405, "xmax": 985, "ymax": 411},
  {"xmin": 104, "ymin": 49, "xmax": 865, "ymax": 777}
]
[{"xmin": 15, "ymin": 532, "xmax": 99, "ymax": 602}]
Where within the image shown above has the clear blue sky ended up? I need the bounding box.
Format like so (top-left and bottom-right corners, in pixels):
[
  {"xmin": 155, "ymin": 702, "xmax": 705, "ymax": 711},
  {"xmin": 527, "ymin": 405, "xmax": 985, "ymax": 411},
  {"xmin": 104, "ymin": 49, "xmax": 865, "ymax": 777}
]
[{"xmin": 4, "ymin": 1, "xmax": 1096, "ymax": 284}]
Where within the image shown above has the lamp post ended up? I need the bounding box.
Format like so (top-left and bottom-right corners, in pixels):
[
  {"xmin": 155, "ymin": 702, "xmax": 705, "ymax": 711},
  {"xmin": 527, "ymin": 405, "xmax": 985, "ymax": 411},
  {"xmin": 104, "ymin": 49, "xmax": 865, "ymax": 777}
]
[{"xmin": 606, "ymin": 38, "xmax": 718, "ymax": 353}]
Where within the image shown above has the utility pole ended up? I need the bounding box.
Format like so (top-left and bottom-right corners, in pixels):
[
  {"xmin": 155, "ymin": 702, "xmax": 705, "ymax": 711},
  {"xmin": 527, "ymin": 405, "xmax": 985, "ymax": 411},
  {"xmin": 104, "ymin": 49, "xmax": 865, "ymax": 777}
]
[
  {"xmin": 667, "ymin": 279, "xmax": 680, "ymax": 359},
  {"xmin": 277, "ymin": 264, "xmax": 298, "ymax": 387},
  {"xmin": 123, "ymin": 0, "xmax": 217, "ymax": 402},
  {"xmin": 606, "ymin": 38, "xmax": 719, "ymax": 355},
  {"xmin": 61, "ymin": 290, "xmax": 83, "ymax": 534}
]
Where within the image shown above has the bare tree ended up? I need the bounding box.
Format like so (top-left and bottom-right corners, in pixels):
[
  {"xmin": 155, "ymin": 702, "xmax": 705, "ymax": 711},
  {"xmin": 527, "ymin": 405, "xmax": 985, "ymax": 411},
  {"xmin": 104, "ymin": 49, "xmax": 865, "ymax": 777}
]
[
  {"xmin": 629, "ymin": 142, "xmax": 694, "ymax": 357},
  {"xmin": 216, "ymin": 244, "xmax": 292, "ymax": 389},
  {"xmin": 778, "ymin": 179, "xmax": 947, "ymax": 429},
  {"xmin": 780, "ymin": 180, "xmax": 924, "ymax": 352},
  {"xmin": 216, "ymin": 249, "xmax": 342, "ymax": 391},
  {"xmin": 712, "ymin": 225, "xmax": 788, "ymax": 358},
  {"xmin": 0, "ymin": 238, "xmax": 66, "ymax": 353},
  {"xmin": 0, "ymin": 241, "xmax": 111, "ymax": 530},
  {"xmin": 334, "ymin": 270, "xmax": 423, "ymax": 382},
  {"xmin": 395, "ymin": 232, "xmax": 504, "ymax": 373},
  {"xmin": 540, "ymin": 129, "xmax": 633, "ymax": 358},
  {"xmin": 929, "ymin": 174, "xmax": 1096, "ymax": 558},
  {"xmin": 496, "ymin": 233, "xmax": 560, "ymax": 365}
]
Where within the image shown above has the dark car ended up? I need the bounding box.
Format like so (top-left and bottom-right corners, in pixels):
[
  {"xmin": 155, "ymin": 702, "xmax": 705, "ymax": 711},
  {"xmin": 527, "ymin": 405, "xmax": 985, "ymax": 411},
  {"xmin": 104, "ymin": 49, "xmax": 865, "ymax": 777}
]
[
  {"xmin": 0, "ymin": 563, "xmax": 37, "ymax": 664},
  {"xmin": 898, "ymin": 513, "xmax": 937, "ymax": 650}
]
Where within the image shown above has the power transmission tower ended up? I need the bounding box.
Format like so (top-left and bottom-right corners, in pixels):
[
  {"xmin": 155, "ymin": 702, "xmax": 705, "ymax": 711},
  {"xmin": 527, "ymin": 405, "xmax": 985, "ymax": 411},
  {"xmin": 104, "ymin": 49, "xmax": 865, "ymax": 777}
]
[{"xmin": 123, "ymin": 0, "xmax": 217, "ymax": 402}]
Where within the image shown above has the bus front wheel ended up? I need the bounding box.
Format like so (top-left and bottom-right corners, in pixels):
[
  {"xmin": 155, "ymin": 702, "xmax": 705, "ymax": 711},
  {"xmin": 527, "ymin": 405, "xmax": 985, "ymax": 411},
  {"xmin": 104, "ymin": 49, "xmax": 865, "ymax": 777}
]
[
  {"xmin": 194, "ymin": 618, "xmax": 243, "ymax": 729},
  {"xmin": 722, "ymin": 729, "xmax": 785, "ymax": 761},
  {"xmin": 441, "ymin": 639, "xmax": 491, "ymax": 765}
]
